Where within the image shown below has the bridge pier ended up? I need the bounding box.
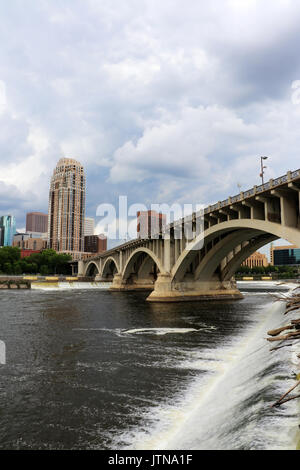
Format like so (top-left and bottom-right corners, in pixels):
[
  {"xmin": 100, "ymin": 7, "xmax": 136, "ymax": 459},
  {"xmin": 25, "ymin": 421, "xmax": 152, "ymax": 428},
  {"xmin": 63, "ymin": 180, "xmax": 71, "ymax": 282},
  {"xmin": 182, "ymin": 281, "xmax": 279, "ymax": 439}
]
[
  {"xmin": 146, "ymin": 274, "xmax": 243, "ymax": 302},
  {"xmin": 110, "ymin": 274, "xmax": 154, "ymax": 291}
]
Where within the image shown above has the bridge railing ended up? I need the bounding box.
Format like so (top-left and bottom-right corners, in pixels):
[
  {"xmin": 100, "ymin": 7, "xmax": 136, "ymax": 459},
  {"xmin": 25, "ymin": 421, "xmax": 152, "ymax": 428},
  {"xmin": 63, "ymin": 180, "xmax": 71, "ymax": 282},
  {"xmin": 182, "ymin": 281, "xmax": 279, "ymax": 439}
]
[{"xmin": 206, "ymin": 168, "xmax": 299, "ymax": 214}]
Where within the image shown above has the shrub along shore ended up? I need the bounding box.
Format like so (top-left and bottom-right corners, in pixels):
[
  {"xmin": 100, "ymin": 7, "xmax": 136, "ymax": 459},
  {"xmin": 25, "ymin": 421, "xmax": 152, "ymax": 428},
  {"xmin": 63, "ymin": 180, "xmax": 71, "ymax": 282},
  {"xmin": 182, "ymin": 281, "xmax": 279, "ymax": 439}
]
[
  {"xmin": 0, "ymin": 246, "xmax": 72, "ymax": 276},
  {"xmin": 236, "ymin": 265, "xmax": 299, "ymax": 280}
]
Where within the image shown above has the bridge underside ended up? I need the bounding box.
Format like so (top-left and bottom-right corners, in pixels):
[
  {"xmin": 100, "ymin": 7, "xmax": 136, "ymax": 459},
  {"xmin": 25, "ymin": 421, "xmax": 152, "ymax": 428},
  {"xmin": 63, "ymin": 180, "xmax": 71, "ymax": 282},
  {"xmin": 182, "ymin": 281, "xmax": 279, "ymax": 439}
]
[{"xmin": 146, "ymin": 230, "xmax": 277, "ymax": 302}]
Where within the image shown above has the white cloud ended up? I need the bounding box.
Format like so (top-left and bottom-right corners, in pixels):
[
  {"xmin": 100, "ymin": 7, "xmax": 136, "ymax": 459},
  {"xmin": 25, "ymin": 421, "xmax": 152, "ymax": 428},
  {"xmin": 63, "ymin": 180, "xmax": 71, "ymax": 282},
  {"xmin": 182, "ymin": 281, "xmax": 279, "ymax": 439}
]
[
  {"xmin": 0, "ymin": 80, "xmax": 7, "ymax": 115},
  {"xmin": 109, "ymin": 99, "xmax": 300, "ymax": 205},
  {"xmin": 0, "ymin": 0, "xmax": 300, "ymax": 227}
]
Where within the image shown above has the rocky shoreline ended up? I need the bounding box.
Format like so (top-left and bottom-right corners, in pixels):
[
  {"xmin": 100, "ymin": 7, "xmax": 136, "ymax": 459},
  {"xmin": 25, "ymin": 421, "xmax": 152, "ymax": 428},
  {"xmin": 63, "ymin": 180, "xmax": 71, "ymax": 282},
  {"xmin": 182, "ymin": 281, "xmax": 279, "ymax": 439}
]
[
  {"xmin": 0, "ymin": 279, "xmax": 31, "ymax": 289},
  {"xmin": 266, "ymin": 285, "xmax": 300, "ymax": 449}
]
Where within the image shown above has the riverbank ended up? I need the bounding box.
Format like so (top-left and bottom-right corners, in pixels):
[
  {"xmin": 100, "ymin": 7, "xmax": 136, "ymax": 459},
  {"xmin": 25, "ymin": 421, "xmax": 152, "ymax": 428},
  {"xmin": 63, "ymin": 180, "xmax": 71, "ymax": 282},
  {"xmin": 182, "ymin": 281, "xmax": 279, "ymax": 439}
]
[
  {"xmin": 264, "ymin": 284, "xmax": 300, "ymax": 449},
  {"xmin": 0, "ymin": 275, "xmax": 102, "ymax": 289},
  {"xmin": 0, "ymin": 279, "xmax": 30, "ymax": 289}
]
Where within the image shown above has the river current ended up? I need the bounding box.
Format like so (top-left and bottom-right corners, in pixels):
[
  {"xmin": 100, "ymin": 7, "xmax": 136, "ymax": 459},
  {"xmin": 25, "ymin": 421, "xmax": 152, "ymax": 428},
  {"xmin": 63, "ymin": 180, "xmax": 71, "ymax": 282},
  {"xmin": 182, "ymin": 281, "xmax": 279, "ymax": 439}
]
[{"xmin": 0, "ymin": 281, "xmax": 299, "ymax": 450}]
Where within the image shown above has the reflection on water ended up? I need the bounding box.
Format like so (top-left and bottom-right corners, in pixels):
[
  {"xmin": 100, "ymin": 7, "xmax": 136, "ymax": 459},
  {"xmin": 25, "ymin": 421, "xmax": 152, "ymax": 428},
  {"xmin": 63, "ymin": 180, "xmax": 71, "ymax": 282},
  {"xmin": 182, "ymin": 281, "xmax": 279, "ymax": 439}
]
[{"xmin": 0, "ymin": 282, "xmax": 298, "ymax": 449}]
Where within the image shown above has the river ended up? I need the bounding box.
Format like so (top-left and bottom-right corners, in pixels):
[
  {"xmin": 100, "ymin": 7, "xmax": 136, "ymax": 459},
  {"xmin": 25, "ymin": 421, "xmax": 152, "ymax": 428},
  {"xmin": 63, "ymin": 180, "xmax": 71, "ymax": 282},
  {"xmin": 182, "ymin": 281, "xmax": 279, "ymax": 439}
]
[{"xmin": 0, "ymin": 281, "xmax": 299, "ymax": 450}]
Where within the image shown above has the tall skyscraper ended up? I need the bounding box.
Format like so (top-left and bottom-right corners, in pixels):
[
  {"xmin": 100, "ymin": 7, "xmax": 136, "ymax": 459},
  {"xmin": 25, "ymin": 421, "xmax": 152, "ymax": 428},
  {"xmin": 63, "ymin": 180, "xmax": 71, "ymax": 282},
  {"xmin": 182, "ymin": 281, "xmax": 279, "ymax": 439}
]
[
  {"xmin": 0, "ymin": 215, "xmax": 16, "ymax": 246},
  {"xmin": 47, "ymin": 158, "xmax": 86, "ymax": 252},
  {"xmin": 26, "ymin": 212, "xmax": 48, "ymax": 233}
]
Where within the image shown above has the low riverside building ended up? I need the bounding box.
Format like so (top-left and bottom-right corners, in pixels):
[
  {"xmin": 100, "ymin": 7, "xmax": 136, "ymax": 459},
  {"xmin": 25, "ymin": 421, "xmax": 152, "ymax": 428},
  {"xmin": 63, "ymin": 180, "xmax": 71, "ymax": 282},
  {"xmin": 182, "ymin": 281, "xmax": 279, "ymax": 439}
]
[
  {"xmin": 13, "ymin": 233, "xmax": 47, "ymax": 252},
  {"xmin": 20, "ymin": 249, "xmax": 42, "ymax": 258},
  {"xmin": 242, "ymin": 251, "xmax": 269, "ymax": 268},
  {"xmin": 60, "ymin": 251, "xmax": 93, "ymax": 261}
]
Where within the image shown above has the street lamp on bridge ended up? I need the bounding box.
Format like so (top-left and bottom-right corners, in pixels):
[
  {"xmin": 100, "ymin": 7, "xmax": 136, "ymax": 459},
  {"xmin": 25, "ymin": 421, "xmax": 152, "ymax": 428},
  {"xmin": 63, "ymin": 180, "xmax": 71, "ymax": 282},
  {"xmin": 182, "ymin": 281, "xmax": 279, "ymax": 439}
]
[{"xmin": 260, "ymin": 156, "xmax": 268, "ymax": 184}]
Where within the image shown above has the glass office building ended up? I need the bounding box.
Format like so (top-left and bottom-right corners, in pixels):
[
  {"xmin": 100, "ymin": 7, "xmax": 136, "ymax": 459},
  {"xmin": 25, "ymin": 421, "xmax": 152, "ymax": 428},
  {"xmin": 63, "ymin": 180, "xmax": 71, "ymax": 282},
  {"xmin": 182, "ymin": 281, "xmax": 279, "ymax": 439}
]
[
  {"xmin": 272, "ymin": 246, "xmax": 300, "ymax": 266},
  {"xmin": 0, "ymin": 215, "xmax": 16, "ymax": 246}
]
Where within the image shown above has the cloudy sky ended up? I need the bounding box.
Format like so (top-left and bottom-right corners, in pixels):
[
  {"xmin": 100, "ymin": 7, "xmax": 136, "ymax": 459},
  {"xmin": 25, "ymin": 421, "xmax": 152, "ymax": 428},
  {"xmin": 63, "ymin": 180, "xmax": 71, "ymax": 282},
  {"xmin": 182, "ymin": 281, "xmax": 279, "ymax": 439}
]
[{"xmin": 1, "ymin": 0, "xmax": 300, "ymax": 250}]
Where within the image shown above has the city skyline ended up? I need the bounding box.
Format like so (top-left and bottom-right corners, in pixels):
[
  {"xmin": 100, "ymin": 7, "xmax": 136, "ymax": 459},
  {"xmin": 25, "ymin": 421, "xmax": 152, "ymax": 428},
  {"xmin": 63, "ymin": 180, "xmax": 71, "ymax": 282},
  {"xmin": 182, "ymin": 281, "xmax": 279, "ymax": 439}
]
[{"xmin": 1, "ymin": 161, "xmax": 298, "ymax": 258}]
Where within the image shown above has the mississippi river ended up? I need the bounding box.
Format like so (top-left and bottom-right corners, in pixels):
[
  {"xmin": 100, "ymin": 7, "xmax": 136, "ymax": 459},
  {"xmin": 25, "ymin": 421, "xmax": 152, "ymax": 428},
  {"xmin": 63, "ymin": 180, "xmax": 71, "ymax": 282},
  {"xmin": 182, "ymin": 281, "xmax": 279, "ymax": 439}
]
[{"xmin": 0, "ymin": 281, "xmax": 298, "ymax": 450}]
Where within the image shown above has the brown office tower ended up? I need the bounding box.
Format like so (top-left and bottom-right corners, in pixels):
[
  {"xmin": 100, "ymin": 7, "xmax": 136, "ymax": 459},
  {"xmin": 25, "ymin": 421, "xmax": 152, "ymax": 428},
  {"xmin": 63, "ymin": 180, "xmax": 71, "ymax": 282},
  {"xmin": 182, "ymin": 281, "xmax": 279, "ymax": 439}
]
[
  {"xmin": 26, "ymin": 212, "xmax": 48, "ymax": 233},
  {"xmin": 137, "ymin": 210, "xmax": 166, "ymax": 238},
  {"xmin": 48, "ymin": 158, "xmax": 86, "ymax": 252},
  {"xmin": 84, "ymin": 234, "xmax": 107, "ymax": 253}
]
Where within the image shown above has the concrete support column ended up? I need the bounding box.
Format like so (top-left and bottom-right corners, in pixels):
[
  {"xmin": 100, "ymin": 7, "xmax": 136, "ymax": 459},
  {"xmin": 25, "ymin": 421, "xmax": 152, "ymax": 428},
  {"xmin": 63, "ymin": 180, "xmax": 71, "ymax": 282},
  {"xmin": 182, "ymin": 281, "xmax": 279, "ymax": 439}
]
[
  {"xmin": 243, "ymin": 200, "xmax": 264, "ymax": 220},
  {"xmin": 164, "ymin": 238, "xmax": 171, "ymax": 273},
  {"xmin": 157, "ymin": 239, "xmax": 161, "ymax": 261},
  {"xmin": 220, "ymin": 257, "xmax": 227, "ymax": 272},
  {"xmin": 280, "ymin": 196, "xmax": 298, "ymax": 227},
  {"xmin": 174, "ymin": 238, "xmax": 180, "ymax": 262},
  {"xmin": 110, "ymin": 273, "xmax": 124, "ymax": 290},
  {"xmin": 119, "ymin": 251, "xmax": 123, "ymax": 273},
  {"xmin": 78, "ymin": 260, "xmax": 85, "ymax": 276},
  {"xmin": 287, "ymin": 183, "xmax": 300, "ymax": 227}
]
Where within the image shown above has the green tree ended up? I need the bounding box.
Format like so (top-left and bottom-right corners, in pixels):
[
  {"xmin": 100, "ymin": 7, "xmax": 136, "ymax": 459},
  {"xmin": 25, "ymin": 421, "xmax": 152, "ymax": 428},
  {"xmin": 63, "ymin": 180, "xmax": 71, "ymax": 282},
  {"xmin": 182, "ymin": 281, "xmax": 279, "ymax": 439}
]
[
  {"xmin": 3, "ymin": 262, "xmax": 12, "ymax": 274},
  {"xmin": 40, "ymin": 265, "xmax": 49, "ymax": 275},
  {"xmin": 13, "ymin": 262, "xmax": 22, "ymax": 275}
]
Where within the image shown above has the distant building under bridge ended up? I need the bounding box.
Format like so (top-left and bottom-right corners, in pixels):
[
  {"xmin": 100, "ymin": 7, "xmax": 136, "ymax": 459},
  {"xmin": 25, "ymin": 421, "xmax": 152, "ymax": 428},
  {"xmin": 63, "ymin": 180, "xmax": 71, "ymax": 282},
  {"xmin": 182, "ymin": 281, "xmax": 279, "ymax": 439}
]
[
  {"xmin": 242, "ymin": 251, "xmax": 269, "ymax": 268},
  {"xmin": 270, "ymin": 244, "xmax": 300, "ymax": 266}
]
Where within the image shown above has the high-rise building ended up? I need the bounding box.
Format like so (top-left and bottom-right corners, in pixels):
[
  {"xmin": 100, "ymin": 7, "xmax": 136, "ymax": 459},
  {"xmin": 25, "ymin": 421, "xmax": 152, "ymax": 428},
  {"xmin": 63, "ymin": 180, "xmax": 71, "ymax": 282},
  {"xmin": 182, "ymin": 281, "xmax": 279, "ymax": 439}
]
[
  {"xmin": 84, "ymin": 217, "xmax": 95, "ymax": 236},
  {"xmin": 137, "ymin": 210, "xmax": 166, "ymax": 239},
  {"xmin": 84, "ymin": 234, "xmax": 107, "ymax": 254},
  {"xmin": 47, "ymin": 158, "xmax": 86, "ymax": 252},
  {"xmin": 0, "ymin": 215, "xmax": 16, "ymax": 246},
  {"xmin": 26, "ymin": 212, "xmax": 48, "ymax": 233}
]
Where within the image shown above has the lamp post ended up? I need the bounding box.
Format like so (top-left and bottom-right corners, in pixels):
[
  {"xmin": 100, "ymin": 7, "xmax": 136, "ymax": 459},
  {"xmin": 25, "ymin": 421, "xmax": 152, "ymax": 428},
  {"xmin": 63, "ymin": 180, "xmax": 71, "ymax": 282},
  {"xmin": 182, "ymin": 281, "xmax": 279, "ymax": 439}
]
[{"xmin": 260, "ymin": 156, "xmax": 268, "ymax": 184}]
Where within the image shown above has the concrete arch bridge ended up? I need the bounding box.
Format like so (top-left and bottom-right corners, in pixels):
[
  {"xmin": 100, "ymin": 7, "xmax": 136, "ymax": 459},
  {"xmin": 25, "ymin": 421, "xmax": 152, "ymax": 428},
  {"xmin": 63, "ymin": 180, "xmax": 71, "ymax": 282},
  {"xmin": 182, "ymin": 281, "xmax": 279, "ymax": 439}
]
[{"xmin": 75, "ymin": 169, "xmax": 300, "ymax": 301}]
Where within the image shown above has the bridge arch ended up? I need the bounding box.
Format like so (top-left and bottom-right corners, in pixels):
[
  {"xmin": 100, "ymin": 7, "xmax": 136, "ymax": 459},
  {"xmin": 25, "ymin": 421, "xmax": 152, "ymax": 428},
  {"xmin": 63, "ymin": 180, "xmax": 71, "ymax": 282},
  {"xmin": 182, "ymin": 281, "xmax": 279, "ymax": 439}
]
[
  {"xmin": 221, "ymin": 234, "xmax": 277, "ymax": 281},
  {"xmin": 101, "ymin": 256, "xmax": 120, "ymax": 279},
  {"xmin": 122, "ymin": 247, "xmax": 166, "ymax": 286},
  {"xmin": 85, "ymin": 261, "xmax": 100, "ymax": 277},
  {"xmin": 171, "ymin": 219, "xmax": 300, "ymax": 283}
]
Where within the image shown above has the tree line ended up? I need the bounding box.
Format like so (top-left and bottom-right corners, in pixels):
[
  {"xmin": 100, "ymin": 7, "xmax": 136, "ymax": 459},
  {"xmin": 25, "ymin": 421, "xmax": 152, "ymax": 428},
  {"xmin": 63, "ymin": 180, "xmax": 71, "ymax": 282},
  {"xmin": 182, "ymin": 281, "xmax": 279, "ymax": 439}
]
[
  {"xmin": 0, "ymin": 247, "xmax": 72, "ymax": 275},
  {"xmin": 236, "ymin": 264, "xmax": 298, "ymax": 278}
]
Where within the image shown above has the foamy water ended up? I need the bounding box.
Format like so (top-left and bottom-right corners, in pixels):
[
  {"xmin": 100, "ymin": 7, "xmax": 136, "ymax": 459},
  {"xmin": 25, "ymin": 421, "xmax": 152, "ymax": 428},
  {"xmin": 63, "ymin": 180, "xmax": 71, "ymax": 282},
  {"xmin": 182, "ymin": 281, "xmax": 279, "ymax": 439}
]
[
  {"xmin": 112, "ymin": 283, "xmax": 300, "ymax": 450},
  {"xmin": 31, "ymin": 281, "xmax": 111, "ymax": 290}
]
